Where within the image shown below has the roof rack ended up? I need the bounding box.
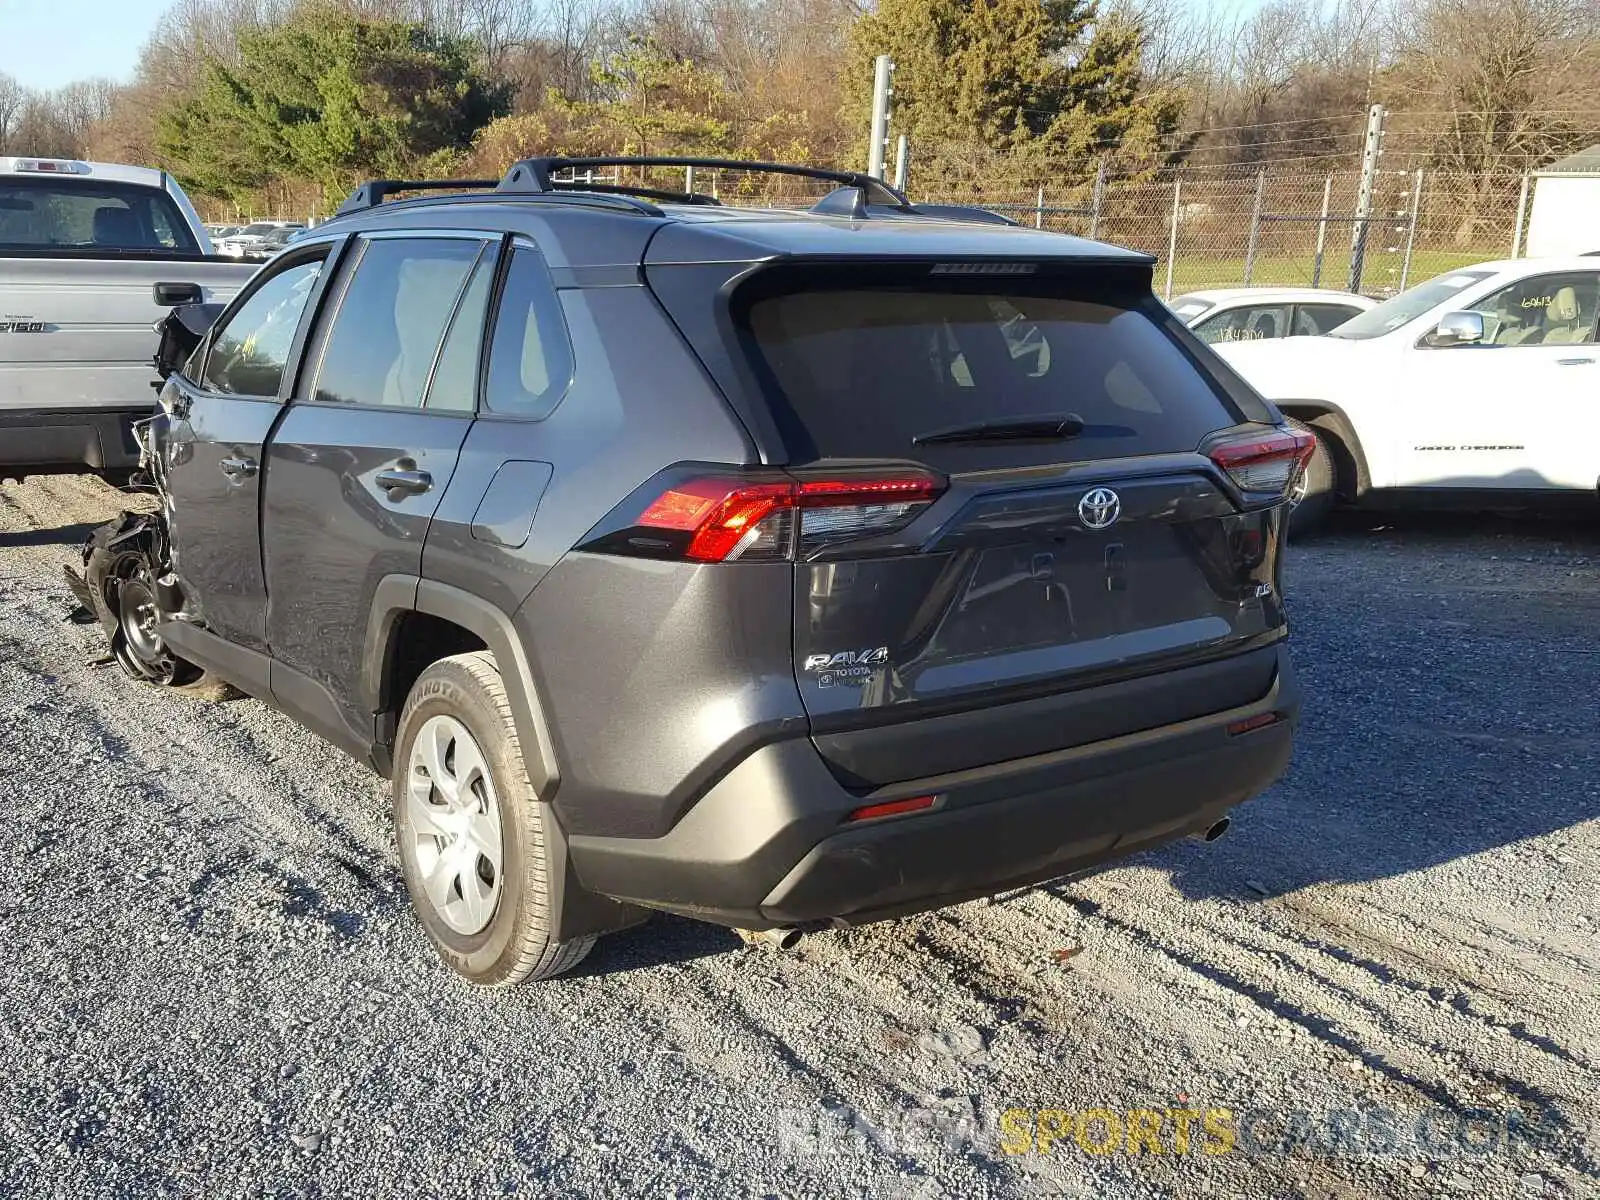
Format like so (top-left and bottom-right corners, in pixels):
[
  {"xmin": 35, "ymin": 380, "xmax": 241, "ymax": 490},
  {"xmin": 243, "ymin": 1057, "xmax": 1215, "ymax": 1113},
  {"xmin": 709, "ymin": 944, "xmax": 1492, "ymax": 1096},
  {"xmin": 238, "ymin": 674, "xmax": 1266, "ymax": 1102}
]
[
  {"xmin": 336, "ymin": 178, "xmax": 499, "ymax": 216},
  {"xmin": 333, "ymin": 160, "xmax": 1023, "ymax": 228},
  {"xmin": 498, "ymin": 156, "xmax": 913, "ymax": 212}
]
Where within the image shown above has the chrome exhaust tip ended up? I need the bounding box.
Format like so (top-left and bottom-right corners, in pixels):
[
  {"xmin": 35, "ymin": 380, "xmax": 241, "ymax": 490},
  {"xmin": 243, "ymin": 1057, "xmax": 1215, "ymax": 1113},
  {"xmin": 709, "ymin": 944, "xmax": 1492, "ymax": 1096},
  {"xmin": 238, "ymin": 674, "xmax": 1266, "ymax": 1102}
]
[
  {"xmin": 1193, "ymin": 816, "xmax": 1231, "ymax": 843},
  {"xmin": 736, "ymin": 926, "xmax": 803, "ymax": 951}
]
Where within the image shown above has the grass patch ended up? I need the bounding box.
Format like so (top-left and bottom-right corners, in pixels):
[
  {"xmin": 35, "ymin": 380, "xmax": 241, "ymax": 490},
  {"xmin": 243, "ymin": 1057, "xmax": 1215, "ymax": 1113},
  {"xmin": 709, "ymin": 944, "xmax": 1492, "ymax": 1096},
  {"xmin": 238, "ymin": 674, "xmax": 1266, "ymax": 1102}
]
[{"xmin": 1160, "ymin": 247, "xmax": 1495, "ymax": 297}]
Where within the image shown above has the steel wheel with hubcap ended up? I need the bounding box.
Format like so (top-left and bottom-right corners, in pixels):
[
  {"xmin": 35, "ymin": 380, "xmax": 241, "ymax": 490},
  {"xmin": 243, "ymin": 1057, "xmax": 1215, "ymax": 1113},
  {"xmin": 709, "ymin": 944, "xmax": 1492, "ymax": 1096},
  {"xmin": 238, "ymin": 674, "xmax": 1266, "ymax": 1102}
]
[
  {"xmin": 405, "ymin": 714, "xmax": 504, "ymax": 936},
  {"xmin": 392, "ymin": 652, "xmax": 595, "ymax": 985}
]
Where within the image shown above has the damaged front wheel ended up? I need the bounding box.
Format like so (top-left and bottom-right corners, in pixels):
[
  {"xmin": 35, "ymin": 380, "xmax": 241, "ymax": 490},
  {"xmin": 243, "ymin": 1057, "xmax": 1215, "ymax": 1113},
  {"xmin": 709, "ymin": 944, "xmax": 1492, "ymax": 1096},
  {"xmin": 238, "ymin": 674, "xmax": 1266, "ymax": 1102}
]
[{"xmin": 73, "ymin": 513, "xmax": 234, "ymax": 701}]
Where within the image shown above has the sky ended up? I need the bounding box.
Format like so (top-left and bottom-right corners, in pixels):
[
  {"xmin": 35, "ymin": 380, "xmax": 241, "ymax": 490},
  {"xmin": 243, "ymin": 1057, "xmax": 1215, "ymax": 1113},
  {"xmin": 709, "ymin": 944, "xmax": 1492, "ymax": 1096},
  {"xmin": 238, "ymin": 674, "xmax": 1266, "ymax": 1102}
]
[
  {"xmin": 0, "ymin": 0, "xmax": 1265, "ymax": 93},
  {"xmin": 0, "ymin": 0, "xmax": 174, "ymax": 91}
]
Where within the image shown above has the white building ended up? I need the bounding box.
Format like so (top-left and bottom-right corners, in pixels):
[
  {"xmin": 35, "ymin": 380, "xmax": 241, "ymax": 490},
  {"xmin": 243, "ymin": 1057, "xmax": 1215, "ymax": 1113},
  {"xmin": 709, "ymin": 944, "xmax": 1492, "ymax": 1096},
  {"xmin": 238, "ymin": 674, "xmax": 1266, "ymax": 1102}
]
[{"xmin": 1526, "ymin": 146, "xmax": 1600, "ymax": 257}]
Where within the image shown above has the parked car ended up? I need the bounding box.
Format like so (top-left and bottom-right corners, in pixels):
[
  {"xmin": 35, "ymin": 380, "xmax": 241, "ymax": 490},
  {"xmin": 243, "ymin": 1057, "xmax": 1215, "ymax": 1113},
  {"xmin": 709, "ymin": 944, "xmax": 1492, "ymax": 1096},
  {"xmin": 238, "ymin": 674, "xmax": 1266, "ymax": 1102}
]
[
  {"xmin": 1169, "ymin": 287, "xmax": 1377, "ymax": 344},
  {"xmin": 0, "ymin": 157, "xmax": 259, "ymax": 480},
  {"xmin": 254, "ymin": 224, "xmax": 303, "ymax": 255},
  {"xmin": 215, "ymin": 220, "xmax": 304, "ymax": 258},
  {"xmin": 74, "ymin": 157, "xmax": 1304, "ymax": 986},
  {"xmin": 1213, "ymin": 257, "xmax": 1600, "ymax": 534},
  {"xmin": 205, "ymin": 223, "xmax": 241, "ymax": 239}
]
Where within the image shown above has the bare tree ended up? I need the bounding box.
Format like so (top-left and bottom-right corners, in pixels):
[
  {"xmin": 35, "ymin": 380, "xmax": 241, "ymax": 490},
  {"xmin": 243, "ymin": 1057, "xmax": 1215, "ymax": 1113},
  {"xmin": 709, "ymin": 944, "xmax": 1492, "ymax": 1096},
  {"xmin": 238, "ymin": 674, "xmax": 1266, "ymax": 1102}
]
[{"xmin": 0, "ymin": 73, "xmax": 24, "ymax": 154}]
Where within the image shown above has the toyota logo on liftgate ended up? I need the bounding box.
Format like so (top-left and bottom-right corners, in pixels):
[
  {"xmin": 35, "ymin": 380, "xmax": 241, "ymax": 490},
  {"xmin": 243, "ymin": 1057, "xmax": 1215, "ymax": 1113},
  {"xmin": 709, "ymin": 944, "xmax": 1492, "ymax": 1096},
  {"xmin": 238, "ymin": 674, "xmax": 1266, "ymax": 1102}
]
[{"xmin": 1078, "ymin": 487, "xmax": 1121, "ymax": 530}]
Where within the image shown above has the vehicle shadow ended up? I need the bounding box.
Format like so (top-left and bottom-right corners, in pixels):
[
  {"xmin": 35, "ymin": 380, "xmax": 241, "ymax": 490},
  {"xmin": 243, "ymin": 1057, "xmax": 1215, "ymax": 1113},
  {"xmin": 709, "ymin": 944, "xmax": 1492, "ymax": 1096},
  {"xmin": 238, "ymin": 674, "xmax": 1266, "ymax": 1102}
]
[
  {"xmin": 570, "ymin": 913, "xmax": 740, "ymax": 977},
  {"xmin": 1133, "ymin": 508, "xmax": 1600, "ymax": 902},
  {"xmin": 0, "ymin": 521, "xmax": 98, "ymax": 548}
]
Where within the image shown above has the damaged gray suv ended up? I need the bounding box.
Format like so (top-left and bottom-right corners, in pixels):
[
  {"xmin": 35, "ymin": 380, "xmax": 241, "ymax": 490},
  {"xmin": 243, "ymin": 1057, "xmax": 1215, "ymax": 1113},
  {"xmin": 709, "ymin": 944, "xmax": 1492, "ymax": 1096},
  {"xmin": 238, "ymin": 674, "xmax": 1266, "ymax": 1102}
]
[{"xmin": 75, "ymin": 158, "xmax": 1307, "ymax": 985}]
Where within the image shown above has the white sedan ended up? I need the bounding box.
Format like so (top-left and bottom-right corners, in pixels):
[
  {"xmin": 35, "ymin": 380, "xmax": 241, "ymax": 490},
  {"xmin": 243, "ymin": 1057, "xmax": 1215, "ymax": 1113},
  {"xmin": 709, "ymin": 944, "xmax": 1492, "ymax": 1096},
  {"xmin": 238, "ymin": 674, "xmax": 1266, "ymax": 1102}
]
[
  {"xmin": 1212, "ymin": 257, "xmax": 1600, "ymax": 533},
  {"xmin": 1170, "ymin": 287, "xmax": 1376, "ymax": 344}
]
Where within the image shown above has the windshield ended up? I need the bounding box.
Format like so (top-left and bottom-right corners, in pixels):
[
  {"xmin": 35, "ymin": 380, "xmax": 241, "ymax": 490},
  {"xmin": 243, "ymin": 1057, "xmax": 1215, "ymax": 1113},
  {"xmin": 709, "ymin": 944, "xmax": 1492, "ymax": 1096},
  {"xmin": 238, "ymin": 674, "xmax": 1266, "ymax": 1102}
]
[
  {"xmin": 1330, "ymin": 271, "xmax": 1495, "ymax": 340},
  {"xmin": 0, "ymin": 177, "xmax": 199, "ymax": 253}
]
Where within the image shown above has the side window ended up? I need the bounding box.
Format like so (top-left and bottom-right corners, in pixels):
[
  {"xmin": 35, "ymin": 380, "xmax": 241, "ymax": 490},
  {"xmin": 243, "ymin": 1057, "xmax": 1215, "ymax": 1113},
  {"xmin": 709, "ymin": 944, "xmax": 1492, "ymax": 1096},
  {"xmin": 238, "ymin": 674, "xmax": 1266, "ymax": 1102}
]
[
  {"xmin": 424, "ymin": 253, "xmax": 495, "ymax": 412},
  {"xmin": 201, "ymin": 258, "xmax": 323, "ymax": 397},
  {"xmin": 312, "ymin": 237, "xmax": 485, "ymax": 408},
  {"xmin": 1294, "ymin": 304, "xmax": 1361, "ymax": 336},
  {"xmin": 484, "ymin": 244, "xmax": 574, "ymax": 418},
  {"xmin": 1467, "ymin": 273, "xmax": 1600, "ymax": 347},
  {"xmin": 1193, "ymin": 304, "xmax": 1290, "ymax": 344}
]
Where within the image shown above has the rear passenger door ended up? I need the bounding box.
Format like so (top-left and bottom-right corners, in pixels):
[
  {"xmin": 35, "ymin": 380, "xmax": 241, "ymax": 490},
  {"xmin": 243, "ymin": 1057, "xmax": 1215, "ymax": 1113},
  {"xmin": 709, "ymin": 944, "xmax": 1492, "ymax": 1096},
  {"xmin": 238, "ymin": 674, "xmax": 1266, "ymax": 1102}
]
[
  {"xmin": 261, "ymin": 232, "xmax": 498, "ymax": 733},
  {"xmin": 1292, "ymin": 303, "xmax": 1364, "ymax": 336}
]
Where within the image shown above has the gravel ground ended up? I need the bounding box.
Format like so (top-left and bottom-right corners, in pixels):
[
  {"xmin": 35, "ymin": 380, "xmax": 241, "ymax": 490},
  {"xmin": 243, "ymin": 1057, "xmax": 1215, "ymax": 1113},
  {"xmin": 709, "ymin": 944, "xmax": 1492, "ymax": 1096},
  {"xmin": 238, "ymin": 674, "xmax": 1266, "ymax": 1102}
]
[{"xmin": 0, "ymin": 474, "xmax": 1595, "ymax": 1199}]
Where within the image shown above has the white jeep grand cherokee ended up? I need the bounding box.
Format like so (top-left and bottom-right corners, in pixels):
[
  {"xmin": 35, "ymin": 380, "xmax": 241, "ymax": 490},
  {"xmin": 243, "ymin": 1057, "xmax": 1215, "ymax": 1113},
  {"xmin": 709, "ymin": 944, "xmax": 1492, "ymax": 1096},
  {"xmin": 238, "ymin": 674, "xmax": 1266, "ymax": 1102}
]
[{"xmin": 1213, "ymin": 257, "xmax": 1599, "ymax": 533}]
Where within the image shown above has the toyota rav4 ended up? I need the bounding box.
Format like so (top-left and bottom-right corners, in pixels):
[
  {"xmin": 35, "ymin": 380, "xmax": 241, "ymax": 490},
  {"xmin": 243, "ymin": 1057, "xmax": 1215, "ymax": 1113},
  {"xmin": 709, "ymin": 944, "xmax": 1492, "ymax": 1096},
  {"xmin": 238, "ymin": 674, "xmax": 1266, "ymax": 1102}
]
[{"xmin": 75, "ymin": 158, "xmax": 1307, "ymax": 985}]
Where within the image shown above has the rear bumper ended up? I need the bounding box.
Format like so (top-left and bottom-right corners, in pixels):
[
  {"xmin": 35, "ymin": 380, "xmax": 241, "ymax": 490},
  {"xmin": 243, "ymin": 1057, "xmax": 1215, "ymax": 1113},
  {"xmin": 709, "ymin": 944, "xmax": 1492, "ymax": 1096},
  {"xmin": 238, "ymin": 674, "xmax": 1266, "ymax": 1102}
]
[
  {"xmin": 0, "ymin": 407, "xmax": 146, "ymax": 475},
  {"xmin": 566, "ymin": 644, "xmax": 1299, "ymax": 928}
]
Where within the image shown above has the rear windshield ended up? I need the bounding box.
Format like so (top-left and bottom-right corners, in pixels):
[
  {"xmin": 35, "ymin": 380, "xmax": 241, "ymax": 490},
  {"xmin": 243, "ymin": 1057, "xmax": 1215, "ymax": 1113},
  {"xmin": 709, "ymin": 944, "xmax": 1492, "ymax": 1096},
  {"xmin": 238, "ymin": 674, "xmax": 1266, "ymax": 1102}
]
[
  {"xmin": 0, "ymin": 177, "xmax": 198, "ymax": 253},
  {"xmin": 743, "ymin": 279, "xmax": 1238, "ymax": 464}
]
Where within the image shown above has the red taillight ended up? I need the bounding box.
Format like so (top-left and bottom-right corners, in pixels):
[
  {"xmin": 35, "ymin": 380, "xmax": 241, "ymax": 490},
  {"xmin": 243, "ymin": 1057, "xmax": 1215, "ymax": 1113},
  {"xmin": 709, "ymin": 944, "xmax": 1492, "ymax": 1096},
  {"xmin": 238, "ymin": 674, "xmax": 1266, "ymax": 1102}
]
[
  {"xmin": 633, "ymin": 473, "xmax": 944, "ymax": 562},
  {"xmin": 1208, "ymin": 427, "xmax": 1316, "ymax": 496},
  {"xmin": 846, "ymin": 794, "xmax": 937, "ymax": 822},
  {"xmin": 638, "ymin": 480, "xmax": 794, "ymax": 561}
]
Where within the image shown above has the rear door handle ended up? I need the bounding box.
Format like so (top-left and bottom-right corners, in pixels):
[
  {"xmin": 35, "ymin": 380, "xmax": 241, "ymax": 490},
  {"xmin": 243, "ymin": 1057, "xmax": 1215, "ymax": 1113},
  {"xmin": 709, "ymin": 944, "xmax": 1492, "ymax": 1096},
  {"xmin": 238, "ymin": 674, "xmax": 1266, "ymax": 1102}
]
[
  {"xmin": 1557, "ymin": 357, "xmax": 1594, "ymax": 366},
  {"xmin": 375, "ymin": 467, "xmax": 433, "ymax": 500},
  {"xmin": 219, "ymin": 455, "xmax": 257, "ymax": 480}
]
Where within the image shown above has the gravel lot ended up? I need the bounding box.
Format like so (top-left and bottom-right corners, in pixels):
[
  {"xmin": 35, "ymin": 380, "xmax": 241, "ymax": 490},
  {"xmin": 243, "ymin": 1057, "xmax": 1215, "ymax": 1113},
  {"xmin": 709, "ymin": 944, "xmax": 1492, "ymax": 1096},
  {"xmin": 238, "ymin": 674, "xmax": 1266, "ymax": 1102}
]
[{"xmin": 1, "ymin": 473, "xmax": 1595, "ymax": 1199}]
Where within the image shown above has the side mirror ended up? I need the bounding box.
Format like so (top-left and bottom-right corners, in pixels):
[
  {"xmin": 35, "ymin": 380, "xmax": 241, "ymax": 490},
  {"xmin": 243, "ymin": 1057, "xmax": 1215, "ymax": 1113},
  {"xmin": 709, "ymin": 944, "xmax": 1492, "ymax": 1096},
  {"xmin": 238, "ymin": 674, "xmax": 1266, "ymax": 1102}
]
[
  {"xmin": 153, "ymin": 281, "xmax": 203, "ymax": 307},
  {"xmin": 1431, "ymin": 311, "xmax": 1485, "ymax": 347}
]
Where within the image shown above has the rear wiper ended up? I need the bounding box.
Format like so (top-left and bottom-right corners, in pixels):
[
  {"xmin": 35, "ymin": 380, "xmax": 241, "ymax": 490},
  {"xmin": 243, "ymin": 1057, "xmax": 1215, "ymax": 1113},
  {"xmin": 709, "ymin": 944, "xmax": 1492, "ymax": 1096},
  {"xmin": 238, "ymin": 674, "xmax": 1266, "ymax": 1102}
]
[{"xmin": 912, "ymin": 414, "xmax": 1085, "ymax": 446}]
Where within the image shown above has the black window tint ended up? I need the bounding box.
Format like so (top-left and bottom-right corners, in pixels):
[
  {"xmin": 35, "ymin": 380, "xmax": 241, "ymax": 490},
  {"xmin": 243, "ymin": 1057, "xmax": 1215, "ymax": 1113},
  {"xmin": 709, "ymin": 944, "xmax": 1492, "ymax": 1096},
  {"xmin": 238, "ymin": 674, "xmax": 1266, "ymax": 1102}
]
[
  {"xmin": 201, "ymin": 259, "xmax": 323, "ymax": 397},
  {"xmin": 313, "ymin": 238, "xmax": 482, "ymax": 408},
  {"xmin": 1193, "ymin": 304, "xmax": 1291, "ymax": 344},
  {"xmin": 1294, "ymin": 304, "xmax": 1362, "ymax": 336},
  {"xmin": 425, "ymin": 253, "xmax": 494, "ymax": 412},
  {"xmin": 484, "ymin": 245, "xmax": 573, "ymax": 418},
  {"xmin": 745, "ymin": 282, "xmax": 1235, "ymax": 464}
]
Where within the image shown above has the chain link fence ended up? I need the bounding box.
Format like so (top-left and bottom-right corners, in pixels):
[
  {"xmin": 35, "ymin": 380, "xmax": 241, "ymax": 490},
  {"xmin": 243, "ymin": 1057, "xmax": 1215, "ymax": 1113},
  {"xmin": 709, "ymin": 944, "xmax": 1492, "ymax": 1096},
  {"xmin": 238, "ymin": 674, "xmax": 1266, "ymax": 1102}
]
[
  {"xmin": 920, "ymin": 165, "xmax": 1531, "ymax": 299},
  {"xmin": 235, "ymin": 159, "xmax": 1536, "ymax": 301}
]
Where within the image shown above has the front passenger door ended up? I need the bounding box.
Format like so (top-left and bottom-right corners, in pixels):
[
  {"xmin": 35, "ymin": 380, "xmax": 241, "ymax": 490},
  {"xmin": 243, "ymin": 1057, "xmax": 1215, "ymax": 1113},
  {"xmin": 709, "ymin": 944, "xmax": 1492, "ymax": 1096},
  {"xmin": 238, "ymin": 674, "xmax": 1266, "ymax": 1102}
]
[
  {"xmin": 1192, "ymin": 303, "xmax": 1291, "ymax": 344},
  {"xmin": 161, "ymin": 249, "xmax": 330, "ymax": 650},
  {"xmin": 1396, "ymin": 272, "xmax": 1600, "ymax": 489},
  {"xmin": 261, "ymin": 233, "xmax": 497, "ymax": 736}
]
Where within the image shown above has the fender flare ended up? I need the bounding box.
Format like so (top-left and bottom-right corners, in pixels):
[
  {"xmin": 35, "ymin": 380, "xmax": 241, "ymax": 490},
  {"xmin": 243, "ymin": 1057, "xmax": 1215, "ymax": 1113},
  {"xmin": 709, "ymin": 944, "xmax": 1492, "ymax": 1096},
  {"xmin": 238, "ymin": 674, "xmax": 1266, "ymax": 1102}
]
[
  {"xmin": 361, "ymin": 575, "xmax": 558, "ymax": 796},
  {"xmin": 1275, "ymin": 400, "xmax": 1371, "ymax": 498}
]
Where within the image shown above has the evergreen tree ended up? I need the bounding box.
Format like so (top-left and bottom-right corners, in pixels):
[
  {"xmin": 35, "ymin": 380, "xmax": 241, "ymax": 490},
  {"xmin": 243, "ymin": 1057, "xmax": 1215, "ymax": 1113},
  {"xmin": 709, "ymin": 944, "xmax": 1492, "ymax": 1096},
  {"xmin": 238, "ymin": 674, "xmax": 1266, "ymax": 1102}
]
[
  {"xmin": 847, "ymin": 0, "xmax": 1182, "ymax": 189},
  {"xmin": 157, "ymin": 11, "xmax": 509, "ymax": 203}
]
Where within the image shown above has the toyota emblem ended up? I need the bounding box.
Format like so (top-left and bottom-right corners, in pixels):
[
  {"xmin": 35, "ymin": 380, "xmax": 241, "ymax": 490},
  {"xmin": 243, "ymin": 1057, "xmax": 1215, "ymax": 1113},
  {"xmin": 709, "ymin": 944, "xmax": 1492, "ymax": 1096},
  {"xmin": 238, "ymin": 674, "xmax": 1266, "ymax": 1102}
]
[{"xmin": 1078, "ymin": 486, "xmax": 1121, "ymax": 530}]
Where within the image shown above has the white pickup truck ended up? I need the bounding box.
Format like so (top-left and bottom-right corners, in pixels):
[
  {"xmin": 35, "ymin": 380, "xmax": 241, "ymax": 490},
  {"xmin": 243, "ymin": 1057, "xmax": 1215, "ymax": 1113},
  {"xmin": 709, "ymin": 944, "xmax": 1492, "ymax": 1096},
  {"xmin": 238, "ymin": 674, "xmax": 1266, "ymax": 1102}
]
[
  {"xmin": 1213, "ymin": 256, "xmax": 1600, "ymax": 533},
  {"xmin": 0, "ymin": 157, "xmax": 258, "ymax": 480}
]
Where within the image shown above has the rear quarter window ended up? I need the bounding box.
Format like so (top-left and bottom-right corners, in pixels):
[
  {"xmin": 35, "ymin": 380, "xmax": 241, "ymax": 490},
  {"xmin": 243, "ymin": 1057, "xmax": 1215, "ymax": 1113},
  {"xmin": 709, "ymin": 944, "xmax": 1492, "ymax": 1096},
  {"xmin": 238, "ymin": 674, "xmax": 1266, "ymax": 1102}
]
[{"xmin": 741, "ymin": 274, "xmax": 1241, "ymax": 467}]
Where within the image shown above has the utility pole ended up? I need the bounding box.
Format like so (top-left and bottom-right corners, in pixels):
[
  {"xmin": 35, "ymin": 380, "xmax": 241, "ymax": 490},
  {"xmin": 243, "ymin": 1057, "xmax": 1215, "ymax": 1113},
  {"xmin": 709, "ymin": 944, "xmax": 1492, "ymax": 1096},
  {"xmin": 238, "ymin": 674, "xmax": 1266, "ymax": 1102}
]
[
  {"xmin": 1348, "ymin": 103, "xmax": 1385, "ymax": 293},
  {"xmin": 893, "ymin": 135, "xmax": 910, "ymax": 192},
  {"xmin": 867, "ymin": 55, "xmax": 894, "ymax": 181},
  {"xmin": 1311, "ymin": 175, "xmax": 1332, "ymax": 288}
]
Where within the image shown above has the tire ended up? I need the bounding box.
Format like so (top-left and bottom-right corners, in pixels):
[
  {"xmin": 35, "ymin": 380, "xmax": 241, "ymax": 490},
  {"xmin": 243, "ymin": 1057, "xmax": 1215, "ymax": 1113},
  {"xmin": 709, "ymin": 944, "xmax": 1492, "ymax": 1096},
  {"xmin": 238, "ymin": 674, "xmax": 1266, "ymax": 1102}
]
[
  {"xmin": 392, "ymin": 651, "xmax": 594, "ymax": 985},
  {"xmin": 1286, "ymin": 421, "xmax": 1336, "ymax": 539}
]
